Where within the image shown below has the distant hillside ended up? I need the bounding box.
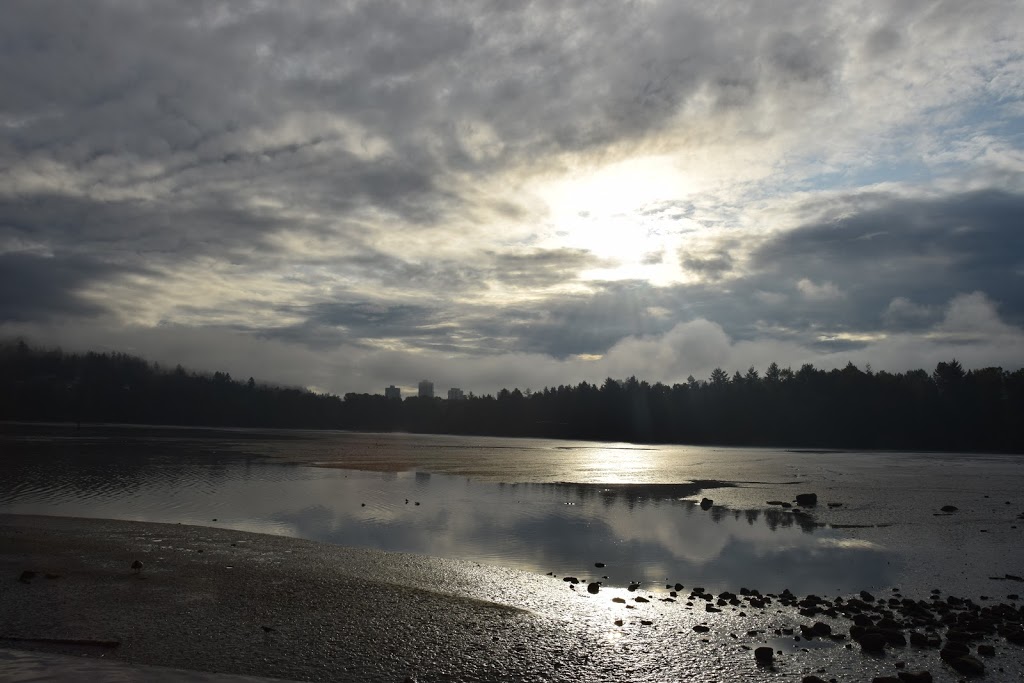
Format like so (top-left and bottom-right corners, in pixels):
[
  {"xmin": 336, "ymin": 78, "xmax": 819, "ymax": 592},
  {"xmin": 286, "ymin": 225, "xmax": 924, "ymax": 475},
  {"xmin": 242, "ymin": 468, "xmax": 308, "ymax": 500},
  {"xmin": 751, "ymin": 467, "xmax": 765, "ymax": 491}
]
[{"xmin": 2, "ymin": 339, "xmax": 1023, "ymax": 452}]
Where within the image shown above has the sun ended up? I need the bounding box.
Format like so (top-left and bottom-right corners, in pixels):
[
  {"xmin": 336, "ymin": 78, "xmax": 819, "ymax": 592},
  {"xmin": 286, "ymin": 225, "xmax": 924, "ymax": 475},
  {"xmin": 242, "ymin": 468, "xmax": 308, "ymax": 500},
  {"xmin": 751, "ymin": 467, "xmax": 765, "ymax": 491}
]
[{"xmin": 535, "ymin": 154, "xmax": 694, "ymax": 278}]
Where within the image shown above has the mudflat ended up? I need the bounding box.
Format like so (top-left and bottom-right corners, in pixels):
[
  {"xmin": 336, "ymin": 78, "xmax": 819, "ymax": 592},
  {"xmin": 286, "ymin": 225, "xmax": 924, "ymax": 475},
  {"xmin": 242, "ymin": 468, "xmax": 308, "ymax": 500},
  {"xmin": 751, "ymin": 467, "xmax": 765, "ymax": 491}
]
[{"xmin": 0, "ymin": 515, "xmax": 591, "ymax": 682}]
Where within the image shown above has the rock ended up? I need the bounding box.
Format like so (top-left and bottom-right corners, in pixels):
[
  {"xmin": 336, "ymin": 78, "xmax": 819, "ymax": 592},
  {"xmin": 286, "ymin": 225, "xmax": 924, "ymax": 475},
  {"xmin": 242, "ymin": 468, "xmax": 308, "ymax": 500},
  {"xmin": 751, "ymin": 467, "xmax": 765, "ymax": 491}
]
[
  {"xmin": 754, "ymin": 646, "xmax": 774, "ymax": 663},
  {"xmin": 563, "ymin": 576, "xmax": 579, "ymax": 584},
  {"xmin": 977, "ymin": 644, "xmax": 995, "ymax": 656},
  {"xmin": 947, "ymin": 655, "xmax": 985, "ymax": 676},
  {"xmin": 692, "ymin": 625, "xmax": 710, "ymax": 633},
  {"xmin": 587, "ymin": 582, "xmax": 601, "ymax": 594},
  {"xmin": 802, "ymin": 676, "xmax": 829, "ymax": 683},
  {"xmin": 594, "ymin": 562, "xmax": 605, "ymax": 568},
  {"xmin": 828, "ymin": 502, "xmax": 843, "ymax": 507},
  {"xmin": 628, "ymin": 582, "xmax": 640, "ymax": 591},
  {"xmin": 700, "ymin": 497, "xmax": 713, "ymax": 510},
  {"xmin": 705, "ymin": 604, "xmax": 720, "ymax": 612},
  {"xmin": 634, "ymin": 596, "xmax": 649, "ymax": 603},
  {"xmin": 812, "ymin": 622, "xmax": 832, "ymax": 637},
  {"xmin": 940, "ymin": 505, "xmax": 958, "ymax": 512},
  {"xmin": 674, "ymin": 583, "xmax": 684, "ymax": 591},
  {"xmin": 767, "ymin": 500, "xmax": 786, "ymax": 506},
  {"xmin": 612, "ymin": 597, "xmax": 626, "ymax": 603},
  {"xmin": 795, "ymin": 493, "xmax": 818, "ymax": 506},
  {"xmin": 940, "ymin": 642, "xmax": 970, "ymax": 661},
  {"xmin": 858, "ymin": 632, "xmax": 888, "ymax": 652},
  {"xmin": 614, "ymin": 619, "xmax": 623, "ymax": 626},
  {"xmin": 897, "ymin": 672, "xmax": 933, "ymax": 683},
  {"xmin": 640, "ymin": 620, "xmax": 653, "ymax": 625},
  {"xmin": 860, "ymin": 590, "xmax": 875, "ymax": 602}
]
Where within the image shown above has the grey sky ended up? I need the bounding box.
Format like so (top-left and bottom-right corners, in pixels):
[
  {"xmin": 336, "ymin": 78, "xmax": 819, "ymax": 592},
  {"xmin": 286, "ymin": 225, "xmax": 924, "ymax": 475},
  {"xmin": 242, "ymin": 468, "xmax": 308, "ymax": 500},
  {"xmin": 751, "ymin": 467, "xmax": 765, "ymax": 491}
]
[{"xmin": 2, "ymin": 1, "xmax": 1022, "ymax": 395}]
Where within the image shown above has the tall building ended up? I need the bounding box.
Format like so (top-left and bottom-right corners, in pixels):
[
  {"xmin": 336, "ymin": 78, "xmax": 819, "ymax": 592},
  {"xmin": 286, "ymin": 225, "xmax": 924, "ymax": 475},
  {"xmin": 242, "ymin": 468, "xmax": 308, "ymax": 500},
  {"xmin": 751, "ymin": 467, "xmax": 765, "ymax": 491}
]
[
  {"xmin": 447, "ymin": 387, "xmax": 465, "ymax": 401},
  {"xmin": 417, "ymin": 379, "xmax": 434, "ymax": 398},
  {"xmin": 384, "ymin": 385, "xmax": 401, "ymax": 400}
]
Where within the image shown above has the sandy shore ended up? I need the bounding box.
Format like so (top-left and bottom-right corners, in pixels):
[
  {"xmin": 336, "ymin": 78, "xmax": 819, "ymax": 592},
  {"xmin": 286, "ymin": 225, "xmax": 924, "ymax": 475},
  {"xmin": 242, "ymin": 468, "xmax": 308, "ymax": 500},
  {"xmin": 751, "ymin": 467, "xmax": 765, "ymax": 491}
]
[{"xmin": 0, "ymin": 515, "xmax": 594, "ymax": 682}]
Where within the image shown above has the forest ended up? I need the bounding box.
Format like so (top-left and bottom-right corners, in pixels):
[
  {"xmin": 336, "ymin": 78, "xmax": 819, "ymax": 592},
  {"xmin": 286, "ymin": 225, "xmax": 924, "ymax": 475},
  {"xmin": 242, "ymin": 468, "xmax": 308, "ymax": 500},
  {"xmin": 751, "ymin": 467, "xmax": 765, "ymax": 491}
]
[{"xmin": 2, "ymin": 339, "xmax": 1022, "ymax": 452}]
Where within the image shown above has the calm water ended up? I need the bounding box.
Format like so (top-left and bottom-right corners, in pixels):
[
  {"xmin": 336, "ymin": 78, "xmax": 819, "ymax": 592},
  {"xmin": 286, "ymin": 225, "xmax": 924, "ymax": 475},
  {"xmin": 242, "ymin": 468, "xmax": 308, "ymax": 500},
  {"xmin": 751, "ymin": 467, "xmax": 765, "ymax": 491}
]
[{"xmin": 2, "ymin": 423, "xmax": 1023, "ymax": 597}]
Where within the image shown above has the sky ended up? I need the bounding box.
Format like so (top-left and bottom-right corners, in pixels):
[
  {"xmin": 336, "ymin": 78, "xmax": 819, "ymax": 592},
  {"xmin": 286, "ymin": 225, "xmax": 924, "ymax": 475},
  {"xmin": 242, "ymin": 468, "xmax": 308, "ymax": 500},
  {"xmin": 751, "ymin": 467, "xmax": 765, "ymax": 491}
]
[{"xmin": 2, "ymin": 1, "xmax": 1023, "ymax": 396}]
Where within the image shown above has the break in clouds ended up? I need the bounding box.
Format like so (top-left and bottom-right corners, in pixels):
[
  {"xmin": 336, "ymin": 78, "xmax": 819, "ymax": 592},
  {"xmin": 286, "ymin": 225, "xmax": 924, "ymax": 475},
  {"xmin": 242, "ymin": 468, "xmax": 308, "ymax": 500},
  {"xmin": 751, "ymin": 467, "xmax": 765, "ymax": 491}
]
[{"xmin": 1, "ymin": 1, "xmax": 1023, "ymax": 395}]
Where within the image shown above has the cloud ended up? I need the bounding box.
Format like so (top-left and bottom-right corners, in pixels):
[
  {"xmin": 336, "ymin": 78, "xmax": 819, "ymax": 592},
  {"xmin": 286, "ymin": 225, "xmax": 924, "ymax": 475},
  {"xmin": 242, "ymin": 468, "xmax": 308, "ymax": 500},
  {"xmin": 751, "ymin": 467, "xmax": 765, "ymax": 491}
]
[
  {"xmin": 0, "ymin": 2, "xmax": 1022, "ymax": 395},
  {"xmin": 796, "ymin": 278, "xmax": 843, "ymax": 301}
]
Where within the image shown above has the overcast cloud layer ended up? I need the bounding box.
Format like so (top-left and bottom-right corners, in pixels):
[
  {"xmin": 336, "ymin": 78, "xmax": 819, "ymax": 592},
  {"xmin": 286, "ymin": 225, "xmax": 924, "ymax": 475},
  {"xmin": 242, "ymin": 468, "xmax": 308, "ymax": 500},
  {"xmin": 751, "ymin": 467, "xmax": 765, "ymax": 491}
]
[{"xmin": 2, "ymin": 1, "xmax": 1023, "ymax": 395}]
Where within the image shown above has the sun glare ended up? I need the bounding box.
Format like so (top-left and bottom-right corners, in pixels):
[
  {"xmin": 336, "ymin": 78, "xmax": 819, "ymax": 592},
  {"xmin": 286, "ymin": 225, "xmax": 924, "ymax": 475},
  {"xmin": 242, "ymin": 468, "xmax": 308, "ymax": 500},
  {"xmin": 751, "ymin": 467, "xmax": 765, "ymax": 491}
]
[{"xmin": 537, "ymin": 156, "xmax": 694, "ymax": 273}]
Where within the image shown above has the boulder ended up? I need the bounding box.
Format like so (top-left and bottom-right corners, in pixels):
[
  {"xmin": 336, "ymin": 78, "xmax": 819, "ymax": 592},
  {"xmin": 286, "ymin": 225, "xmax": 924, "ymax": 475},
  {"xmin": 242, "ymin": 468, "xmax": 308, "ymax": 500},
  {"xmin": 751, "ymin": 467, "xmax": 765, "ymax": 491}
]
[
  {"xmin": 700, "ymin": 497, "xmax": 713, "ymax": 510},
  {"xmin": 587, "ymin": 582, "xmax": 601, "ymax": 595},
  {"xmin": 754, "ymin": 646, "xmax": 774, "ymax": 663},
  {"xmin": 795, "ymin": 493, "xmax": 818, "ymax": 506}
]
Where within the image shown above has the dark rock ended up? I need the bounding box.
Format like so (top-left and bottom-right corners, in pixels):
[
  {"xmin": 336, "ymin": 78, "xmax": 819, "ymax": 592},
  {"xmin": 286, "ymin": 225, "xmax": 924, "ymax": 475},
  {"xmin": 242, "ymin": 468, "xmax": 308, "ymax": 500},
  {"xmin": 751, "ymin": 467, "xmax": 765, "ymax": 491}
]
[
  {"xmin": 940, "ymin": 642, "xmax": 970, "ymax": 661},
  {"xmin": 612, "ymin": 597, "xmax": 626, "ymax": 603},
  {"xmin": 897, "ymin": 673, "xmax": 932, "ymax": 683},
  {"xmin": 940, "ymin": 505, "xmax": 958, "ymax": 512},
  {"xmin": 614, "ymin": 619, "xmax": 623, "ymax": 627},
  {"xmin": 634, "ymin": 596, "xmax": 649, "ymax": 603},
  {"xmin": 767, "ymin": 500, "xmax": 786, "ymax": 506},
  {"xmin": 674, "ymin": 583, "xmax": 684, "ymax": 591},
  {"xmin": 692, "ymin": 624, "xmax": 710, "ymax": 633},
  {"xmin": 828, "ymin": 502, "xmax": 843, "ymax": 507},
  {"xmin": 640, "ymin": 620, "xmax": 653, "ymax": 625},
  {"xmin": 700, "ymin": 497, "xmax": 713, "ymax": 510},
  {"xmin": 947, "ymin": 655, "xmax": 985, "ymax": 676},
  {"xmin": 977, "ymin": 644, "xmax": 995, "ymax": 656},
  {"xmin": 859, "ymin": 632, "xmax": 888, "ymax": 652},
  {"xmin": 802, "ymin": 676, "xmax": 828, "ymax": 683},
  {"xmin": 563, "ymin": 576, "xmax": 579, "ymax": 584},
  {"xmin": 587, "ymin": 582, "xmax": 601, "ymax": 595},
  {"xmin": 754, "ymin": 646, "xmax": 774, "ymax": 662},
  {"xmin": 796, "ymin": 493, "xmax": 818, "ymax": 506},
  {"xmin": 705, "ymin": 604, "xmax": 720, "ymax": 612},
  {"xmin": 628, "ymin": 582, "xmax": 640, "ymax": 591},
  {"xmin": 812, "ymin": 622, "xmax": 832, "ymax": 637},
  {"xmin": 594, "ymin": 562, "xmax": 605, "ymax": 568}
]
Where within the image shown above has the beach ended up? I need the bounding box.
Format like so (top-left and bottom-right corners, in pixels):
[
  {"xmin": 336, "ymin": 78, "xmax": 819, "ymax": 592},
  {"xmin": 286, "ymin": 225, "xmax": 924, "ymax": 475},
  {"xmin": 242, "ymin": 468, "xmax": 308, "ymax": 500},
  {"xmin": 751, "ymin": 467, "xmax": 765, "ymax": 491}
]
[
  {"xmin": 0, "ymin": 515, "xmax": 579, "ymax": 682},
  {"xmin": 4, "ymin": 514, "xmax": 1024, "ymax": 682}
]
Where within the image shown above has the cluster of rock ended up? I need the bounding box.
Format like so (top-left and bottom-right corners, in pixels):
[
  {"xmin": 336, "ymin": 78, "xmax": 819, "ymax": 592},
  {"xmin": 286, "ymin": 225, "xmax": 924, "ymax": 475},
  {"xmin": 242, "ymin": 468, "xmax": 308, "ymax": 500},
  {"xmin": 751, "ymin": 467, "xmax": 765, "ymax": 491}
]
[{"xmin": 557, "ymin": 568, "xmax": 1023, "ymax": 679}]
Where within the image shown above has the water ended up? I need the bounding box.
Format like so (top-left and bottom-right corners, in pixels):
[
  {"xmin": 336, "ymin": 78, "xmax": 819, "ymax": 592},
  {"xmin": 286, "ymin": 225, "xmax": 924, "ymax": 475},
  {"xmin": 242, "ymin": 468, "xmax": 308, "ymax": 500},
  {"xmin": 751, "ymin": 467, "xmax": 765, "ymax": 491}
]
[{"xmin": 2, "ymin": 423, "xmax": 1023, "ymax": 597}]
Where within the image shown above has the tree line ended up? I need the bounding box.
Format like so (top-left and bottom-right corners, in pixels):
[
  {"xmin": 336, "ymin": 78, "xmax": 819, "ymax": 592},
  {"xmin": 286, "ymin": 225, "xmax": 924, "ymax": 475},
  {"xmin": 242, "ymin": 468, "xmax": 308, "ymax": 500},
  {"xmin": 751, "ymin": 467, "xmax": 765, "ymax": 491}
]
[{"xmin": 2, "ymin": 339, "xmax": 1022, "ymax": 452}]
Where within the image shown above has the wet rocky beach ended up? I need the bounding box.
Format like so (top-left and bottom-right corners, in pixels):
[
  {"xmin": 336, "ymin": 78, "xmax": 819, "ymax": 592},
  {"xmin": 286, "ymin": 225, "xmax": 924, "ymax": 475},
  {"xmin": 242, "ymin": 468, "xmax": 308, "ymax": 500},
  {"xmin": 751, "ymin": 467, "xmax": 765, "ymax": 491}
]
[{"xmin": 3, "ymin": 513, "xmax": 1024, "ymax": 682}]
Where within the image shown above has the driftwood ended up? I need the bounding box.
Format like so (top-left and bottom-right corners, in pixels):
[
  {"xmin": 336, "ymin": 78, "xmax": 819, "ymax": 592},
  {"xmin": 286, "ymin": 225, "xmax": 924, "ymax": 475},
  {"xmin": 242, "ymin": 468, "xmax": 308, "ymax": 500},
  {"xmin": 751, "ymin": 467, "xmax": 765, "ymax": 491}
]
[{"xmin": 0, "ymin": 635, "xmax": 121, "ymax": 647}]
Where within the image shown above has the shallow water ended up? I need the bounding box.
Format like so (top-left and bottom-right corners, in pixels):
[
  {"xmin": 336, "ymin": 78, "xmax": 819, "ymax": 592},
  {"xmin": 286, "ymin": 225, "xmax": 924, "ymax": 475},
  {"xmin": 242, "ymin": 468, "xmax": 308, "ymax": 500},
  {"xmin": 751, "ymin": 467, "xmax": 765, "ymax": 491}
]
[{"xmin": 2, "ymin": 423, "xmax": 1022, "ymax": 598}]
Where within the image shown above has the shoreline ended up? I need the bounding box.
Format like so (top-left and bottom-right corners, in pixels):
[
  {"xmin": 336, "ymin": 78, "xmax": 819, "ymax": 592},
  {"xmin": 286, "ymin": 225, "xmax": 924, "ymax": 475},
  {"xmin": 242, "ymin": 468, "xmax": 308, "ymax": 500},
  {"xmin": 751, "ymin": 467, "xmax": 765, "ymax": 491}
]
[
  {"xmin": 3, "ymin": 515, "xmax": 1024, "ymax": 682},
  {"xmin": 0, "ymin": 515, "xmax": 564, "ymax": 682}
]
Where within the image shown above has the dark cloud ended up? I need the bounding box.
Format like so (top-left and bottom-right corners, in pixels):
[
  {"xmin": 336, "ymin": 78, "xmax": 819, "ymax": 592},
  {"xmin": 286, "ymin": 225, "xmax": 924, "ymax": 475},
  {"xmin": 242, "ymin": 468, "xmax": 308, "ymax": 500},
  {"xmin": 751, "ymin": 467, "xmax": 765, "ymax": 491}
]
[
  {"xmin": 679, "ymin": 250, "xmax": 734, "ymax": 279},
  {"xmin": 0, "ymin": 252, "xmax": 118, "ymax": 321},
  {"xmin": 753, "ymin": 189, "xmax": 1024, "ymax": 328}
]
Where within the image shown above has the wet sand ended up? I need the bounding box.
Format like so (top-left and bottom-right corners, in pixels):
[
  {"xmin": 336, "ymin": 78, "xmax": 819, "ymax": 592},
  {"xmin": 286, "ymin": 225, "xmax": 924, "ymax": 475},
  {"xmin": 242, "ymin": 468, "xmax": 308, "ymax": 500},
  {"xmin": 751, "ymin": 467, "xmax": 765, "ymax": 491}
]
[
  {"xmin": 4, "ymin": 514, "xmax": 1024, "ymax": 682},
  {"xmin": 0, "ymin": 515, "xmax": 589, "ymax": 682}
]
